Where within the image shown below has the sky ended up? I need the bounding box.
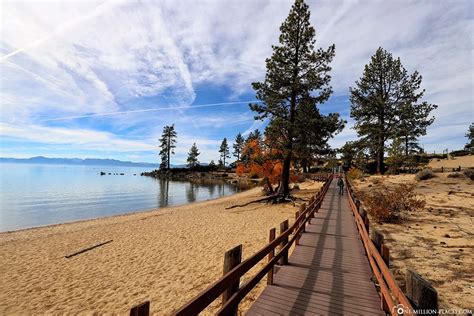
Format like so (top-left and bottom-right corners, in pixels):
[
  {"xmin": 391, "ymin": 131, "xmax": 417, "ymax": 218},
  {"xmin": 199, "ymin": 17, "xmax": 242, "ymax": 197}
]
[{"xmin": 0, "ymin": 0, "xmax": 473, "ymax": 164}]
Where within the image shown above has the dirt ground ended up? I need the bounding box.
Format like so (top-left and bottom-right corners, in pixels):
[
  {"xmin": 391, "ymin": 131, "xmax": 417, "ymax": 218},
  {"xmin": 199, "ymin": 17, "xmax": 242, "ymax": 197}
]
[{"xmin": 352, "ymin": 172, "xmax": 473, "ymax": 313}]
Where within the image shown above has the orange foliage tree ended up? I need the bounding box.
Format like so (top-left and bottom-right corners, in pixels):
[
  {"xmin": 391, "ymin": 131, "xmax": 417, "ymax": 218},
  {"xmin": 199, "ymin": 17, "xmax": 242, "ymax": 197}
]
[{"xmin": 237, "ymin": 138, "xmax": 297, "ymax": 195}]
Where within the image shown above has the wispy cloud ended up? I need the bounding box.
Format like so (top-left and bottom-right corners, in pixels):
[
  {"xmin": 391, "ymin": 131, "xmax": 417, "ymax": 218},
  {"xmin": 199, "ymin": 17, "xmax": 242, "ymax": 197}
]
[
  {"xmin": 0, "ymin": 0, "xmax": 472, "ymax": 161},
  {"xmin": 41, "ymin": 101, "xmax": 261, "ymax": 122}
]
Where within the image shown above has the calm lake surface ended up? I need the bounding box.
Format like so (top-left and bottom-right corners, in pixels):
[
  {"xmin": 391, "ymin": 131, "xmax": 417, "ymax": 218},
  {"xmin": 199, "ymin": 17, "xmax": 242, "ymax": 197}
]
[{"xmin": 0, "ymin": 163, "xmax": 246, "ymax": 232}]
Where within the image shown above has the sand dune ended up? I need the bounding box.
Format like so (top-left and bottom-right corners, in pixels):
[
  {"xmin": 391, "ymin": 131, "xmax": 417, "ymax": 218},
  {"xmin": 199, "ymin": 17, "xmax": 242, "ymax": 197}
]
[
  {"xmin": 0, "ymin": 180, "xmax": 322, "ymax": 315},
  {"xmin": 428, "ymin": 155, "xmax": 474, "ymax": 169}
]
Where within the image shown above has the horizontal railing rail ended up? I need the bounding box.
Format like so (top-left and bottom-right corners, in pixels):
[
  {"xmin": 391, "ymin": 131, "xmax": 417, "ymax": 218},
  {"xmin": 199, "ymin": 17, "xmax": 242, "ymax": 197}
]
[
  {"xmin": 171, "ymin": 173, "xmax": 333, "ymax": 315},
  {"xmin": 344, "ymin": 173, "xmax": 415, "ymax": 316}
]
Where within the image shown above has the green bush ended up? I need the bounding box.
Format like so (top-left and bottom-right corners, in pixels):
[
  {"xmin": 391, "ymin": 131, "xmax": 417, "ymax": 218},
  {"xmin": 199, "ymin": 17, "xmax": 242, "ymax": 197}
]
[{"xmin": 415, "ymin": 168, "xmax": 435, "ymax": 181}]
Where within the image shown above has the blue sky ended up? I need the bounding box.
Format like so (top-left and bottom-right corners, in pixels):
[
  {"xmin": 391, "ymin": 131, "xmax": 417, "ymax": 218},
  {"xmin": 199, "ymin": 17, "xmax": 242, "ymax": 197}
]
[{"xmin": 0, "ymin": 0, "xmax": 472, "ymax": 164}]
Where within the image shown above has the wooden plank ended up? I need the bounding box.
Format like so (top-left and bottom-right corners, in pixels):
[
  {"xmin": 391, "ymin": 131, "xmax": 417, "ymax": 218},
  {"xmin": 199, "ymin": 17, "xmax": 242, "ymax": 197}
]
[
  {"xmin": 248, "ymin": 185, "xmax": 385, "ymax": 315},
  {"xmin": 257, "ymin": 286, "xmax": 384, "ymax": 315}
]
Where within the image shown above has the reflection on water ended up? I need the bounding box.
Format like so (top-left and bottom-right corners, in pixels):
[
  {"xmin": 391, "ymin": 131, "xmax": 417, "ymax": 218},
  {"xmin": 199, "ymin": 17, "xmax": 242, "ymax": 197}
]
[
  {"xmin": 155, "ymin": 177, "xmax": 238, "ymax": 205},
  {"xmin": 158, "ymin": 178, "xmax": 169, "ymax": 207},
  {"xmin": 0, "ymin": 163, "xmax": 249, "ymax": 232}
]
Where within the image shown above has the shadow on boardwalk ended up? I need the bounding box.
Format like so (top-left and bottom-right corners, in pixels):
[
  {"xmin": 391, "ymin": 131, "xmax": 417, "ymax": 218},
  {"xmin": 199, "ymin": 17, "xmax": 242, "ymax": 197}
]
[{"xmin": 247, "ymin": 184, "xmax": 384, "ymax": 315}]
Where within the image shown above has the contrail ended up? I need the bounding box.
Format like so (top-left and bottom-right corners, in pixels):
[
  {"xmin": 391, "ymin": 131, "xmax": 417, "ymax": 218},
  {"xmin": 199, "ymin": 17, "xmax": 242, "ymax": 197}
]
[
  {"xmin": 0, "ymin": 1, "xmax": 118, "ymax": 62},
  {"xmin": 41, "ymin": 100, "xmax": 262, "ymax": 122}
]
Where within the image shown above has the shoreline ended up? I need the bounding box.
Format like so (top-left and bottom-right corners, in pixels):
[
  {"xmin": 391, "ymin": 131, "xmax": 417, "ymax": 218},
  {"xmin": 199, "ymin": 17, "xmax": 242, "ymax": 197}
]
[
  {"xmin": 0, "ymin": 180, "xmax": 323, "ymax": 315},
  {"xmin": 0, "ymin": 186, "xmax": 254, "ymax": 236}
]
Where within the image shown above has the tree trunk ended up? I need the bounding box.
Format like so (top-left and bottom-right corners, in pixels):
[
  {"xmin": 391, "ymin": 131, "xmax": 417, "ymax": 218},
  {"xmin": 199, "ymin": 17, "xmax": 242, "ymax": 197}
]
[
  {"xmin": 377, "ymin": 135, "xmax": 384, "ymax": 174},
  {"xmin": 405, "ymin": 135, "xmax": 409, "ymax": 156},
  {"xmin": 167, "ymin": 137, "xmax": 170, "ymax": 170},
  {"xmin": 263, "ymin": 177, "xmax": 274, "ymax": 195},
  {"xmin": 278, "ymin": 151, "xmax": 292, "ymax": 197},
  {"xmin": 301, "ymin": 158, "xmax": 308, "ymax": 173}
]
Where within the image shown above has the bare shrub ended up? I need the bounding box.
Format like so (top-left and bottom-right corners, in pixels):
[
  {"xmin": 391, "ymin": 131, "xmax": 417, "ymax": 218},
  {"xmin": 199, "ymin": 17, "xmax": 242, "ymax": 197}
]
[
  {"xmin": 370, "ymin": 177, "xmax": 382, "ymax": 185},
  {"xmin": 416, "ymin": 168, "xmax": 435, "ymax": 181},
  {"xmin": 347, "ymin": 167, "xmax": 363, "ymax": 180},
  {"xmin": 463, "ymin": 168, "xmax": 474, "ymax": 180},
  {"xmin": 363, "ymin": 183, "xmax": 425, "ymax": 222}
]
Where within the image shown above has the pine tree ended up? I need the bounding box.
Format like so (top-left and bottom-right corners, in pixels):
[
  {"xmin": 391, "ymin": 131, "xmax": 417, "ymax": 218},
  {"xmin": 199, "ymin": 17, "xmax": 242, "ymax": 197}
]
[
  {"xmin": 397, "ymin": 101, "xmax": 437, "ymax": 156},
  {"xmin": 250, "ymin": 0, "xmax": 335, "ymax": 198},
  {"xmin": 219, "ymin": 138, "xmax": 230, "ymax": 167},
  {"xmin": 339, "ymin": 140, "xmax": 370, "ymax": 171},
  {"xmin": 465, "ymin": 123, "xmax": 474, "ymax": 152},
  {"xmin": 247, "ymin": 129, "xmax": 262, "ymax": 144},
  {"xmin": 209, "ymin": 160, "xmax": 217, "ymax": 170},
  {"xmin": 186, "ymin": 143, "xmax": 200, "ymax": 169},
  {"xmin": 159, "ymin": 124, "xmax": 177, "ymax": 170},
  {"xmin": 386, "ymin": 138, "xmax": 405, "ymax": 173},
  {"xmin": 293, "ymin": 100, "xmax": 344, "ymax": 172},
  {"xmin": 350, "ymin": 47, "xmax": 435, "ymax": 174},
  {"xmin": 233, "ymin": 133, "xmax": 245, "ymax": 161}
]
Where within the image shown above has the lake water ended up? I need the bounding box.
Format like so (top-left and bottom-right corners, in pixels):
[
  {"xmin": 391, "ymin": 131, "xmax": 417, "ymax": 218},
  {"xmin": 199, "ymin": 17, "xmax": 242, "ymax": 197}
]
[{"xmin": 0, "ymin": 163, "xmax": 245, "ymax": 232}]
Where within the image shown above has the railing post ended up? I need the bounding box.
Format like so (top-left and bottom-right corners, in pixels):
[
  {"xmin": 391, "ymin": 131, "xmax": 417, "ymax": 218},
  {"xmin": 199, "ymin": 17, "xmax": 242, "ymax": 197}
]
[
  {"xmin": 130, "ymin": 301, "xmax": 150, "ymax": 316},
  {"xmin": 370, "ymin": 229, "xmax": 384, "ymax": 253},
  {"xmin": 381, "ymin": 244, "xmax": 390, "ymax": 267},
  {"xmin": 279, "ymin": 220, "xmax": 289, "ymax": 265},
  {"xmin": 222, "ymin": 244, "xmax": 242, "ymax": 316},
  {"xmin": 364, "ymin": 216, "xmax": 370, "ymax": 234},
  {"xmin": 295, "ymin": 211, "xmax": 300, "ymax": 245},
  {"xmin": 405, "ymin": 269, "xmax": 438, "ymax": 314},
  {"xmin": 299, "ymin": 203, "xmax": 306, "ymax": 232},
  {"xmin": 267, "ymin": 228, "xmax": 276, "ymax": 285}
]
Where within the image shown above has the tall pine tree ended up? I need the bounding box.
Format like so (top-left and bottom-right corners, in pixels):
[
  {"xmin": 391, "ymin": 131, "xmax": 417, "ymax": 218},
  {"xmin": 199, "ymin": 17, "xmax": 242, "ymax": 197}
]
[
  {"xmin": 186, "ymin": 143, "xmax": 200, "ymax": 169},
  {"xmin": 250, "ymin": 0, "xmax": 335, "ymax": 198},
  {"xmin": 397, "ymin": 101, "xmax": 437, "ymax": 156},
  {"xmin": 233, "ymin": 133, "xmax": 245, "ymax": 161},
  {"xmin": 293, "ymin": 100, "xmax": 344, "ymax": 172},
  {"xmin": 159, "ymin": 124, "xmax": 177, "ymax": 170},
  {"xmin": 350, "ymin": 47, "xmax": 436, "ymax": 174},
  {"xmin": 219, "ymin": 138, "xmax": 230, "ymax": 167}
]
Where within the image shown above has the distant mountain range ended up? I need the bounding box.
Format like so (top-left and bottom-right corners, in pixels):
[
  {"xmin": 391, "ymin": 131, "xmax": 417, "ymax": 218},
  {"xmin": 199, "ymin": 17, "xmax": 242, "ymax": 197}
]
[{"xmin": 0, "ymin": 156, "xmax": 160, "ymax": 168}]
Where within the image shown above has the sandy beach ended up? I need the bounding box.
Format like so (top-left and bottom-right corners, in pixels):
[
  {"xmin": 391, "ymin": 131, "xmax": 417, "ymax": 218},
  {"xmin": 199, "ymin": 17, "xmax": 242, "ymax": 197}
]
[
  {"xmin": 0, "ymin": 180, "xmax": 322, "ymax": 315},
  {"xmin": 352, "ymin": 169, "xmax": 474, "ymax": 312}
]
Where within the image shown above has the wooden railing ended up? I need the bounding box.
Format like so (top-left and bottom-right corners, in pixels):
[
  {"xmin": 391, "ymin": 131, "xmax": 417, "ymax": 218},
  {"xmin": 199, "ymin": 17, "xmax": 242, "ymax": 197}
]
[
  {"xmin": 344, "ymin": 173, "xmax": 415, "ymax": 316},
  {"xmin": 165, "ymin": 174, "xmax": 334, "ymax": 315}
]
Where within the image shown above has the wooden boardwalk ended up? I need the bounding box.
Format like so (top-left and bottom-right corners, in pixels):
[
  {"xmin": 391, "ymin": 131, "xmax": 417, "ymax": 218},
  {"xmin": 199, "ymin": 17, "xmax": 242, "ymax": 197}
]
[{"xmin": 247, "ymin": 182, "xmax": 384, "ymax": 315}]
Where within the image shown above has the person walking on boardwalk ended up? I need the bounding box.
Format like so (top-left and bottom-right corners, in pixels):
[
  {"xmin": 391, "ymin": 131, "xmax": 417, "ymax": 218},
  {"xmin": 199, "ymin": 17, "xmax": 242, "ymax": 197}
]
[{"xmin": 337, "ymin": 176, "xmax": 344, "ymax": 195}]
